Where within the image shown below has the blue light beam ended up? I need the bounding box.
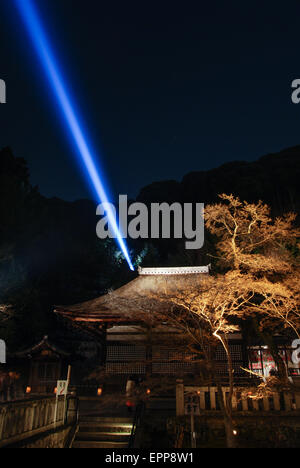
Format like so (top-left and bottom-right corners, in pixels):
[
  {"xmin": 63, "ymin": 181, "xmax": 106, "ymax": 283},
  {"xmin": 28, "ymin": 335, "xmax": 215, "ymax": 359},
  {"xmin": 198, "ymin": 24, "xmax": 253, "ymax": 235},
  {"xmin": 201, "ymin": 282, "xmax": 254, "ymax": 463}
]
[{"xmin": 14, "ymin": 0, "xmax": 134, "ymax": 271}]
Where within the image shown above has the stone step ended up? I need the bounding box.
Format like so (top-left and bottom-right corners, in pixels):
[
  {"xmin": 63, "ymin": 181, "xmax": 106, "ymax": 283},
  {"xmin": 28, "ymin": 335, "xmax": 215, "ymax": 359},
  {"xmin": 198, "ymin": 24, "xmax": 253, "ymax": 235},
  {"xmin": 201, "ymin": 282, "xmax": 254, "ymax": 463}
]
[
  {"xmin": 77, "ymin": 432, "xmax": 131, "ymax": 442},
  {"xmin": 79, "ymin": 417, "xmax": 133, "ymax": 424},
  {"xmin": 78, "ymin": 425, "xmax": 132, "ymax": 433},
  {"xmin": 73, "ymin": 440, "xmax": 129, "ymax": 449},
  {"xmin": 72, "ymin": 416, "xmax": 134, "ymax": 448},
  {"xmin": 79, "ymin": 420, "xmax": 133, "ymax": 427}
]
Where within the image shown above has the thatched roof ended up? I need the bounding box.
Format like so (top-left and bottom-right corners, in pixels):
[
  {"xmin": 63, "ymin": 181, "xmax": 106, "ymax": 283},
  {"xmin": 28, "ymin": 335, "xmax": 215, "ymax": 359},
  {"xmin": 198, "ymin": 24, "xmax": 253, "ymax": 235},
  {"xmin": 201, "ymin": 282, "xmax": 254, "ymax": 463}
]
[{"xmin": 54, "ymin": 265, "xmax": 210, "ymax": 324}]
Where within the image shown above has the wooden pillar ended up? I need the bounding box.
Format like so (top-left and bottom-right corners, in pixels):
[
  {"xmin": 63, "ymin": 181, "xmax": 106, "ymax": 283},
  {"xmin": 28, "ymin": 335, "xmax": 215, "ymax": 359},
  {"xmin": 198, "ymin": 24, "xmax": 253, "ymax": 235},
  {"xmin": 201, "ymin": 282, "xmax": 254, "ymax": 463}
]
[
  {"xmin": 0, "ymin": 407, "xmax": 6, "ymax": 441},
  {"xmin": 176, "ymin": 380, "xmax": 184, "ymax": 416},
  {"xmin": 210, "ymin": 388, "xmax": 217, "ymax": 410},
  {"xmin": 199, "ymin": 387, "xmax": 206, "ymax": 410}
]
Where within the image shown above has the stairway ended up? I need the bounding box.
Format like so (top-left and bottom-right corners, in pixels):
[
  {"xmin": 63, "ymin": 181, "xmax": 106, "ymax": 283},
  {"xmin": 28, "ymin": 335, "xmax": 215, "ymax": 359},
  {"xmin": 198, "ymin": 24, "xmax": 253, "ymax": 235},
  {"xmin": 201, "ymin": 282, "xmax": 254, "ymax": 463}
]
[{"xmin": 72, "ymin": 416, "xmax": 134, "ymax": 449}]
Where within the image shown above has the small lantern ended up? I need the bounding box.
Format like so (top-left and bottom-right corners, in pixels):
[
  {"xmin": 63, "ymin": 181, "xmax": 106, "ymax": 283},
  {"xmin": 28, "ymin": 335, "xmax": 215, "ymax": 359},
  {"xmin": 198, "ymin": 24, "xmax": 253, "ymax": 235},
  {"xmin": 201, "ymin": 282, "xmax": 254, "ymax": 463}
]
[
  {"xmin": 97, "ymin": 387, "xmax": 103, "ymax": 396},
  {"xmin": 25, "ymin": 386, "xmax": 31, "ymax": 394},
  {"xmin": 146, "ymin": 388, "xmax": 151, "ymax": 395},
  {"xmin": 54, "ymin": 387, "xmax": 57, "ymax": 395}
]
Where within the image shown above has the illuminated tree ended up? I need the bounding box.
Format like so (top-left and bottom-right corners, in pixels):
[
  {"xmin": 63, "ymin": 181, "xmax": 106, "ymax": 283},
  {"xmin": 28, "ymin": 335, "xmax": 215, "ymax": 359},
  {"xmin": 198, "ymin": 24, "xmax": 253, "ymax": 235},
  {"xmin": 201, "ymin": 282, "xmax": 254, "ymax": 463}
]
[
  {"xmin": 89, "ymin": 195, "xmax": 300, "ymax": 448},
  {"xmin": 205, "ymin": 193, "xmax": 299, "ymax": 274},
  {"xmin": 154, "ymin": 195, "xmax": 299, "ymax": 447},
  {"xmin": 98, "ymin": 274, "xmax": 245, "ymax": 448},
  {"xmin": 206, "ymin": 194, "xmax": 300, "ymax": 375}
]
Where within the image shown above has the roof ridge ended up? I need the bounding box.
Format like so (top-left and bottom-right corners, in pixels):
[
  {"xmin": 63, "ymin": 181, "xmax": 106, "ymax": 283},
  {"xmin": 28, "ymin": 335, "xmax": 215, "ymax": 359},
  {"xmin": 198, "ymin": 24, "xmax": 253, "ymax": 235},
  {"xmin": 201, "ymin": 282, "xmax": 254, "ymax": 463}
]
[{"xmin": 138, "ymin": 265, "xmax": 211, "ymax": 275}]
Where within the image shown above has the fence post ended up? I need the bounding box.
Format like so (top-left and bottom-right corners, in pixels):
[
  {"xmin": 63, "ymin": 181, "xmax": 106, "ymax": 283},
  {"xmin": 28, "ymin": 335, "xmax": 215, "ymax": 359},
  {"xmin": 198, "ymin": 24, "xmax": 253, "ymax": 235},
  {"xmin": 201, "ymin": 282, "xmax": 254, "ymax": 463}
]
[
  {"xmin": 67, "ymin": 396, "xmax": 78, "ymax": 423},
  {"xmin": 252, "ymin": 399, "xmax": 259, "ymax": 411},
  {"xmin": 242, "ymin": 398, "xmax": 248, "ymax": 411},
  {"xmin": 273, "ymin": 393, "xmax": 281, "ymax": 411},
  {"xmin": 284, "ymin": 393, "xmax": 292, "ymax": 411},
  {"xmin": 263, "ymin": 397, "xmax": 270, "ymax": 411},
  {"xmin": 232, "ymin": 389, "xmax": 238, "ymax": 410},
  {"xmin": 295, "ymin": 392, "xmax": 300, "ymax": 410}
]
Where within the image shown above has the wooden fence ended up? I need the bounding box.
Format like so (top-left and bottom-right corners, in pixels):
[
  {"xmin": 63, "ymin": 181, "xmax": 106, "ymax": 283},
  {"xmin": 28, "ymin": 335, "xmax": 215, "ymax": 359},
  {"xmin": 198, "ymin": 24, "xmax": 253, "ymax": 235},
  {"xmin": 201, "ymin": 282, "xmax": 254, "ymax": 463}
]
[
  {"xmin": 176, "ymin": 382, "xmax": 300, "ymax": 416},
  {"xmin": 0, "ymin": 395, "xmax": 78, "ymax": 448}
]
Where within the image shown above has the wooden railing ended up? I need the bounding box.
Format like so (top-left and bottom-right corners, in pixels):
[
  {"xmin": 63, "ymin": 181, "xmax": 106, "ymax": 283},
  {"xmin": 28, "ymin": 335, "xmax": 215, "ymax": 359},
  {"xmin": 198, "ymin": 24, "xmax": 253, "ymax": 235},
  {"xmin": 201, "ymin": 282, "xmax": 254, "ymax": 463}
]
[
  {"xmin": 176, "ymin": 382, "xmax": 300, "ymax": 416},
  {"xmin": 0, "ymin": 395, "xmax": 78, "ymax": 448}
]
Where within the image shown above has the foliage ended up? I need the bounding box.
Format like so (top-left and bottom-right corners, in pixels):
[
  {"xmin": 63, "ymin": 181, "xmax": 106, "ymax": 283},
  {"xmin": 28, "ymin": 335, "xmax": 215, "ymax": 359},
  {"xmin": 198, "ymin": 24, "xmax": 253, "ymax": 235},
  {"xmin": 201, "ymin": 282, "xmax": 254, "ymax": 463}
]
[{"xmin": 0, "ymin": 148, "xmax": 136, "ymax": 349}]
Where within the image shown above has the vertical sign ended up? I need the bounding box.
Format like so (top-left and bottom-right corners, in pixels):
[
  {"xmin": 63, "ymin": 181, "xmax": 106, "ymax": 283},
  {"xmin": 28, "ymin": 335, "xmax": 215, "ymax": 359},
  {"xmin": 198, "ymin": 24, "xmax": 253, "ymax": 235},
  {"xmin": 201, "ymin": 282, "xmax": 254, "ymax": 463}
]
[
  {"xmin": 54, "ymin": 380, "xmax": 69, "ymax": 426},
  {"xmin": 57, "ymin": 380, "xmax": 68, "ymax": 396}
]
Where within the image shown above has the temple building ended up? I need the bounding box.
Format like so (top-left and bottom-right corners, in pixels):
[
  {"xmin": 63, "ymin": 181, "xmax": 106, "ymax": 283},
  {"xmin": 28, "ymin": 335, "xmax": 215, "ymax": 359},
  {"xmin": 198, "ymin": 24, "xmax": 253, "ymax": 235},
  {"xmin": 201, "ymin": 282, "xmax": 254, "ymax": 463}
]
[
  {"xmin": 54, "ymin": 266, "xmax": 247, "ymax": 383},
  {"xmin": 2, "ymin": 265, "xmax": 299, "ymax": 402},
  {"xmin": 54, "ymin": 265, "xmax": 300, "ymax": 386},
  {"xmin": 2, "ymin": 327, "xmax": 102, "ymax": 400},
  {"xmin": 13, "ymin": 336, "xmax": 72, "ymax": 395}
]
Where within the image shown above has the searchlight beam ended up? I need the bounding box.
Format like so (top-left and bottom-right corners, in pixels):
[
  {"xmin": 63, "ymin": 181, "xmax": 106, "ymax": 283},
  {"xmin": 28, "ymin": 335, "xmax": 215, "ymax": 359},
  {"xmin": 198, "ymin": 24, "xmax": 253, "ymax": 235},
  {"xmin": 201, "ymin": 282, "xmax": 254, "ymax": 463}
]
[{"xmin": 14, "ymin": 0, "xmax": 134, "ymax": 271}]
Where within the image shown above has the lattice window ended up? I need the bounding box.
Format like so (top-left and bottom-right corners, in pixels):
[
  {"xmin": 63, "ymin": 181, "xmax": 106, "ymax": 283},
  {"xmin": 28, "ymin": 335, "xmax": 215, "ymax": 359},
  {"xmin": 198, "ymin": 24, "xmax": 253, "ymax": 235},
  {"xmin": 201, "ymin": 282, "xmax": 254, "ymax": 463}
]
[
  {"xmin": 152, "ymin": 347, "xmax": 186, "ymax": 362},
  {"xmin": 214, "ymin": 361, "xmax": 244, "ymax": 376},
  {"xmin": 214, "ymin": 344, "xmax": 244, "ymax": 376},
  {"xmin": 106, "ymin": 345, "xmax": 146, "ymax": 362},
  {"xmin": 106, "ymin": 345, "xmax": 146, "ymax": 374},
  {"xmin": 215, "ymin": 344, "xmax": 243, "ymax": 361},
  {"xmin": 215, "ymin": 346, "xmax": 226, "ymax": 360},
  {"xmin": 106, "ymin": 362, "xmax": 146, "ymax": 374},
  {"xmin": 152, "ymin": 362, "xmax": 195, "ymax": 374},
  {"xmin": 152, "ymin": 346, "xmax": 195, "ymax": 374},
  {"xmin": 229, "ymin": 345, "xmax": 244, "ymax": 361}
]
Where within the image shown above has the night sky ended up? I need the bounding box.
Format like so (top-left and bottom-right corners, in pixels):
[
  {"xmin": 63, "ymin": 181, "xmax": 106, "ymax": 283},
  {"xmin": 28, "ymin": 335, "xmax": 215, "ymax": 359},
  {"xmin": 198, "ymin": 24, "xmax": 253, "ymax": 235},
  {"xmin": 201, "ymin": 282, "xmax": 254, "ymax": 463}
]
[{"xmin": 1, "ymin": 0, "xmax": 300, "ymax": 201}]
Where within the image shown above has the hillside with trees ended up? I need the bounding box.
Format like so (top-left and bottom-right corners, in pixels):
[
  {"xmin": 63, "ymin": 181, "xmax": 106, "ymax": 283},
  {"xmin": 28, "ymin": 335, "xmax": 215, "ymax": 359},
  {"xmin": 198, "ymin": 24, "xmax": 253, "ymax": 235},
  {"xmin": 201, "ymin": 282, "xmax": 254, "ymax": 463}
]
[{"xmin": 0, "ymin": 145, "xmax": 299, "ymax": 349}]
